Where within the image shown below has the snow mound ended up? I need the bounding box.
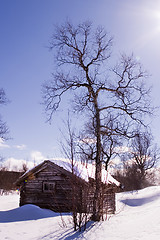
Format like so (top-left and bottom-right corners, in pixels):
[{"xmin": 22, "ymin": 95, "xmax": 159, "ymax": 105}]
[
  {"xmin": 0, "ymin": 204, "xmax": 58, "ymax": 223},
  {"xmin": 120, "ymin": 186, "xmax": 160, "ymax": 207}
]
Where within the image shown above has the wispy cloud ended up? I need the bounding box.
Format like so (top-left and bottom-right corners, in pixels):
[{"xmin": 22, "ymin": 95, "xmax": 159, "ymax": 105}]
[
  {"xmin": 0, "ymin": 139, "xmax": 27, "ymax": 150},
  {"xmin": 14, "ymin": 144, "xmax": 27, "ymax": 150},
  {"xmin": 78, "ymin": 137, "xmax": 96, "ymax": 144},
  {"xmin": 114, "ymin": 146, "xmax": 130, "ymax": 154},
  {"xmin": 30, "ymin": 151, "xmax": 45, "ymax": 162},
  {"xmin": 0, "ymin": 138, "xmax": 10, "ymax": 149}
]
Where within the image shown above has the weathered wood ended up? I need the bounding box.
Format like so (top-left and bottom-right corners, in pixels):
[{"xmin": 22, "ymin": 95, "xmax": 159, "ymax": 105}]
[{"xmin": 16, "ymin": 160, "xmax": 117, "ymax": 214}]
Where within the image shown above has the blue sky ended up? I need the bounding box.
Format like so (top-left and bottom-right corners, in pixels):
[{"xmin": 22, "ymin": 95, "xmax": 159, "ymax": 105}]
[{"xmin": 1, "ymin": 0, "xmax": 160, "ymax": 168}]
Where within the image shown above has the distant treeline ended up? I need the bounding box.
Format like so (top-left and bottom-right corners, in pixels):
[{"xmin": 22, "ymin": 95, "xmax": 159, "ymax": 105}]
[{"xmin": 0, "ymin": 170, "xmax": 23, "ymax": 192}]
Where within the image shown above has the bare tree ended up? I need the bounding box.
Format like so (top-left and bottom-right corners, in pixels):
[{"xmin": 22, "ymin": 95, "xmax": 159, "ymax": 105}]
[
  {"xmin": 0, "ymin": 88, "xmax": 9, "ymax": 140},
  {"xmin": 59, "ymin": 116, "xmax": 91, "ymax": 231},
  {"xmin": 0, "ymin": 88, "xmax": 9, "ymax": 163},
  {"xmin": 60, "ymin": 115, "xmax": 77, "ymax": 174},
  {"xmin": 42, "ymin": 20, "xmax": 153, "ymax": 221},
  {"xmin": 130, "ymin": 131, "xmax": 160, "ymax": 182},
  {"xmin": 115, "ymin": 130, "xmax": 160, "ymax": 190}
]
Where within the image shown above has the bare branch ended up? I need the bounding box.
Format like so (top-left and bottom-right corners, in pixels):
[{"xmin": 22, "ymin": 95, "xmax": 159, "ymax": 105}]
[
  {"xmin": 42, "ymin": 20, "xmax": 154, "ymax": 221},
  {"xmin": 0, "ymin": 89, "xmax": 9, "ymax": 140}
]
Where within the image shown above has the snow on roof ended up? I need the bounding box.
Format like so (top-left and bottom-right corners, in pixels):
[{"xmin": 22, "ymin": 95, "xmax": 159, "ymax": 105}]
[
  {"xmin": 17, "ymin": 159, "xmax": 120, "ymax": 187},
  {"xmin": 50, "ymin": 159, "xmax": 120, "ymax": 186}
]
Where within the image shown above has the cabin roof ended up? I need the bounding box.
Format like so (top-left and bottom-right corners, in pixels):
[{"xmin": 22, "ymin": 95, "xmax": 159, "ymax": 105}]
[
  {"xmin": 15, "ymin": 160, "xmax": 87, "ymax": 186},
  {"xmin": 48, "ymin": 159, "xmax": 120, "ymax": 186},
  {"xmin": 16, "ymin": 159, "xmax": 120, "ymax": 187}
]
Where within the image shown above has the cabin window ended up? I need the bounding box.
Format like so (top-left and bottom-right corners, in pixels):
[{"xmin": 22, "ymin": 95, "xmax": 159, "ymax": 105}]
[{"xmin": 43, "ymin": 182, "xmax": 55, "ymax": 192}]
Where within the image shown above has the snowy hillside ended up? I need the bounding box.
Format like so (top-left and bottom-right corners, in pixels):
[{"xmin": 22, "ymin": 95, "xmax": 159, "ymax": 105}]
[{"xmin": 1, "ymin": 186, "xmax": 160, "ymax": 239}]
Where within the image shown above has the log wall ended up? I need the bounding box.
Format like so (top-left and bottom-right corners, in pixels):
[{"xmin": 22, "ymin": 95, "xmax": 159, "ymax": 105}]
[
  {"xmin": 19, "ymin": 165, "xmax": 116, "ymax": 214},
  {"xmin": 81, "ymin": 182, "xmax": 116, "ymax": 214},
  {"xmin": 20, "ymin": 166, "xmax": 75, "ymax": 212}
]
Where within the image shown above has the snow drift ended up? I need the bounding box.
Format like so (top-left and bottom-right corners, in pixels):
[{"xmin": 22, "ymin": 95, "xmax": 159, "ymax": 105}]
[
  {"xmin": 0, "ymin": 204, "xmax": 59, "ymax": 223},
  {"xmin": 1, "ymin": 186, "xmax": 160, "ymax": 240}
]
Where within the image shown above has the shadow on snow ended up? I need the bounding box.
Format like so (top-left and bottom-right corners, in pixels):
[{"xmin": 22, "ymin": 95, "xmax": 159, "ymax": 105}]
[
  {"xmin": 40, "ymin": 221, "xmax": 97, "ymax": 240},
  {"xmin": 121, "ymin": 192, "xmax": 160, "ymax": 207}
]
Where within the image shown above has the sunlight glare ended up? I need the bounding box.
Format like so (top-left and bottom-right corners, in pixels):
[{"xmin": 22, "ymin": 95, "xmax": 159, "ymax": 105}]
[{"xmin": 153, "ymin": 10, "xmax": 160, "ymax": 32}]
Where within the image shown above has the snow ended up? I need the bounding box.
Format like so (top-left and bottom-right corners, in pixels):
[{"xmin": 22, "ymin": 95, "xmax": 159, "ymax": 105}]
[
  {"xmin": 19, "ymin": 159, "xmax": 120, "ymax": 187},
  {"xmin": 0, "ymin": 204, "xmax": 59, "ymax": 223},
  {"xmin": 42, "ymin": 159, "xmax": 120, "ymax": 186},
  {"xmin": 1, "ymin": 186, "xmax": 160, "ymax": 239}
]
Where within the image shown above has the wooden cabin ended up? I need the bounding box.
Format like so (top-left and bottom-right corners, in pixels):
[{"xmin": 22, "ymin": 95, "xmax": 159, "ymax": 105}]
[{"xmin": 16, "ymin": 160, "xmax": 118, "ymax": 214}]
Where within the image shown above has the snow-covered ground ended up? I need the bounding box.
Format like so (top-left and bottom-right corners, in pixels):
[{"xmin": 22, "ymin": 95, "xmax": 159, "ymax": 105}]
[{"xmin": 1, "ymin": 186, "xmax": 160, "ymax": 240}]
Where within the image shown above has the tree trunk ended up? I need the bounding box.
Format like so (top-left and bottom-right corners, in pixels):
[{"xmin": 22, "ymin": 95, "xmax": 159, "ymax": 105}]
[{"xmin": 92, "ymin": 107, "xmax": 102, "ymax": 221}]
